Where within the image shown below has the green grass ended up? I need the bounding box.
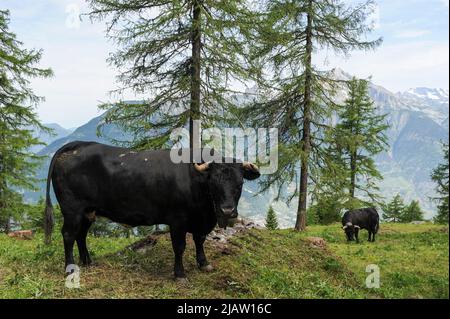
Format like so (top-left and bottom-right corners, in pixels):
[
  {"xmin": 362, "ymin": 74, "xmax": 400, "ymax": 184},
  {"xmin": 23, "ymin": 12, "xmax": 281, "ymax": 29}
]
[
  {"xmin": 304, "ymin": 223, "xmax": 449, "ymax": 299},
  {"xmin": 0, "ymin": 223, "xmax": 448, "ymax": 299}
]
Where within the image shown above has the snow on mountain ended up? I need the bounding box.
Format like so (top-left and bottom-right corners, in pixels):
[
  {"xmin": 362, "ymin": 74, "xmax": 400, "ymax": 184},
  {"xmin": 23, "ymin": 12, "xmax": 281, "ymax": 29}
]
[{"xmin": 396, "ymin": 87, "xmax": 449, "ymax": 125}]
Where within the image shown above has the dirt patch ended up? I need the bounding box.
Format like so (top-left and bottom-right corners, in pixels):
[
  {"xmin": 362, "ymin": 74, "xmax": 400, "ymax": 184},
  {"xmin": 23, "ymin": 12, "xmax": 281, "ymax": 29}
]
[
  {"xmin": 305, "ymin": 237, "xmax": 327, "ymax": 249},
  {"xmin": 123, "ymin": 235, "xmax": 159, "ymax": 254}
]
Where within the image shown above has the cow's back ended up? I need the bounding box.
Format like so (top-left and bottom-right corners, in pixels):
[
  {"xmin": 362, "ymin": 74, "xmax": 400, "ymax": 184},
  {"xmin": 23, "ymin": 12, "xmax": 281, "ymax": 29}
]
[{"xmin": 51, "ymin": 142, "xmax": 204, "ymax": 227}]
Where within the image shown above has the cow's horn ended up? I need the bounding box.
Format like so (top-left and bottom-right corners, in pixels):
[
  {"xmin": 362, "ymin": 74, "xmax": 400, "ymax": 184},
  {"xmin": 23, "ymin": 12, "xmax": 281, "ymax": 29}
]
[
  {"xmin": 194, "ymin": 162, "xmax": 210, "ymax": 172},
  {"xmin": 342, "ymin": 226, "xmax": 348, "ymax": 230},
  {"xmin": 354, "ymin": 225, "xmax": 361, "ymax": 229},
  {"xmin": 243, "ymin": 162, "xmax": 259, "ymax": 171}
]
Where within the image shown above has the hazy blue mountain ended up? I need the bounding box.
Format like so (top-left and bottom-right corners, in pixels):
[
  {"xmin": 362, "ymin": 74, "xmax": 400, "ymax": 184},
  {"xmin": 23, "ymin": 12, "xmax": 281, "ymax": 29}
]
[
  {"xmin": 29, "ymin": 123, "xmax": 73, "ymax": 153},
  {"xmin": 25, "ymin": 73, "xmax": 449, "ymax": 226},
  {"xmin": 37, "ymin": 115, "xmax": 130, "ymax": 156}
]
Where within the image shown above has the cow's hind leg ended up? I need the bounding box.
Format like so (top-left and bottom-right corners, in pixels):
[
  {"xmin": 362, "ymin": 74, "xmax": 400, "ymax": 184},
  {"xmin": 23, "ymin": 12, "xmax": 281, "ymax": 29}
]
[
  {"xmin": 170, "ymin": 227, "xmax": 187, "ymax": 280},
  {"xmin": 61, "ymin": 213, "xmax": 82, "ymax": 272},
  {"xmin": 76, "ymin": 217, "xmax": 93, "ymax": 266},
  {"xmin": 194, "ymin": 234, "xmax": 213, "ymax": 272}
]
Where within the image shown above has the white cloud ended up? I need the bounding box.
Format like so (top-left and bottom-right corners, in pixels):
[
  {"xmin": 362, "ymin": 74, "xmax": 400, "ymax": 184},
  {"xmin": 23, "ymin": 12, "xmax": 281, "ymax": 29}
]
[
  {"xmin": 395, "ymin": 30, "xmax": 431, "ymax": 38},
  {"xmin": 315, "ymin": 41, "xmax": 449, "ymax": 92}
]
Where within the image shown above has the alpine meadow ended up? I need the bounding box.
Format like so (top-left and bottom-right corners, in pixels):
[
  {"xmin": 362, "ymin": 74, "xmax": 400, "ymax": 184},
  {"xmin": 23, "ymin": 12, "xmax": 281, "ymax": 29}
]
[{"xmin": 0, "ymin": 0, "xmax": 448, "ymax": 303}]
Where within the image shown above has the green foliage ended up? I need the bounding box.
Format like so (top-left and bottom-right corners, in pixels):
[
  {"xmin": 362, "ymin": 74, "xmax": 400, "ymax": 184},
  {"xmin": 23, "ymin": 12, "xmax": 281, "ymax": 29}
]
[
  {"xmin": 431, "ymin": 143, "xmax": 449, "ymax": 224},
  {"xmin": 0, "ymin": 10, "xmax": 53, "ymax": 232},
  {"xmin": 308, "ymin": 195, "xmax": 343, "ymax": 225},
  {"xmin": 0, "ymin": 190, "xmax": 23, "ymax": 232},
  {"xmin": 87, "ymin": 0, "xmax": 257, "ymax": 149},
  {"xmin": 265, "ymin": 206, "xmax": 278, "ymax": 230},
  {"xmin": 0, "ymin": 198, "xmax": 62, "ymax": 233},
  {"xmin": 401, "ymin": 200, "xmax": 424, "ymax": 223},
  {"xmin": 306, "ymin": 206, "xmax": 320, "ymax": 225},
  {"xmin": 383, "ymin": 194, "xmax": 406, "ymax": 223}
]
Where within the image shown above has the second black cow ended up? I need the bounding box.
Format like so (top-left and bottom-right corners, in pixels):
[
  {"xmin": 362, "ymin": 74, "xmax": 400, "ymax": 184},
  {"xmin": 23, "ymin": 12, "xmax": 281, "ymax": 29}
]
[{"xmin": 342, "ymin": 208, "xmax": 380, "ymax": 242}]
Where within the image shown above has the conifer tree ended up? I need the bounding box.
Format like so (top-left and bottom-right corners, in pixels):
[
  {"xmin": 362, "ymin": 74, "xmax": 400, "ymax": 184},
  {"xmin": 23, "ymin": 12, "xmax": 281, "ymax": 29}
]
[
  {"xmin": 431, "ymin": 143, "xmax": 449, "ymax": 224},
  {"xmin": 0, "ymin": 10, "xmax": 52, "ymax": 232},
  {"xmin": 265, "ymin": 206, "xmax": 278, "ymax": 230},
  {"xmin": 243, "ymin": 0, "xmax": 382, "ymax": 230},
  {"xmin": 401, "ymin": 200, "xmax": 424, "ymax": 223},
  {"xmin": 88, "ymin": 0, "xmax": 257, "ymax": 151},
  {"xmin": 335, "ymin": 77, "xmax": 388, "ymax": 205},
  {"xmin": 382, "ymin": 194, "xmax": 405, "ymax": 223}
]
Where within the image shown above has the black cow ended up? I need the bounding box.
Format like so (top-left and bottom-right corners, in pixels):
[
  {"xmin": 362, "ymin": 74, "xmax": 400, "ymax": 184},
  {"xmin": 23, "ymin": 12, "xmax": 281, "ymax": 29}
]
[
  {"xmin": 44, "ymin": 141, "xmax": 260, "ymax": 280},
  {"xmin": 342, "ymin": 208, "xmax": 380, "ymax": 243}
]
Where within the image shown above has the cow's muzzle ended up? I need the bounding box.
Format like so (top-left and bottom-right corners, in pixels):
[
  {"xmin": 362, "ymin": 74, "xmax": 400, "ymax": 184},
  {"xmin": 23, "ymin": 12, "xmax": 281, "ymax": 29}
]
[
  {"xmin": 221, "ymin": 206, "xmax": 238, "ymax": 219},
  {"xmin": 217, "ymin": 207, "xmax": 238, "ymax": 229}
]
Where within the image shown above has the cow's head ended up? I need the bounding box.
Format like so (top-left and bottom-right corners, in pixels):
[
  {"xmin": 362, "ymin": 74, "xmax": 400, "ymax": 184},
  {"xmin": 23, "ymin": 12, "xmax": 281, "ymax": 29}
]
[
  {"xmin": 194, "ymin": 161, "xmax": 261, "ymax": 228},
  {"xmin": 342, "ymin": 222, "xmax": 360, "ymax": 241}
]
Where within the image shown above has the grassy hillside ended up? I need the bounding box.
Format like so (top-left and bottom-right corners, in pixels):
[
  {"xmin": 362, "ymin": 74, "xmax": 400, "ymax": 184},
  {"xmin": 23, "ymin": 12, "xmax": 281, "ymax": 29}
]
[{"xmin": 0, "ymin": 223, "xmax": 448, "ymax": 299}]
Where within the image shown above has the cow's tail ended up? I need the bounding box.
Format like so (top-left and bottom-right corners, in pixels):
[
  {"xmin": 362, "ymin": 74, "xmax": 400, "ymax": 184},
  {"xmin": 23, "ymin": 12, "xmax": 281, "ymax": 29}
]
[{"xmin": 44, "ymin": 152, "xmax": 58, "ymax": 245}]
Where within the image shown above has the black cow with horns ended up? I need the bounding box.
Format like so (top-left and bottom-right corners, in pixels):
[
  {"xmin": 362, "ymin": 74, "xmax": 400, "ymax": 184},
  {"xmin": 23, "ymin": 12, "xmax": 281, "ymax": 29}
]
[
  {"xmin": 341, "ymin": 208, "xmax": 380, "ymax": 243},
  {"xmin": 44, "ymin": 141, "xmax": 261, "ymax": 280}
]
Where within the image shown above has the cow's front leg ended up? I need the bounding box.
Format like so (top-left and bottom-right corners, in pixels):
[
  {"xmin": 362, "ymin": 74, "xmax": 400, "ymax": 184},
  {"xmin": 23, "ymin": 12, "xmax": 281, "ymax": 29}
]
[
  {"xmin": 194, "ymin": 234, "xmax": 213, "ymax": 272},
  {"xmin": 354, "ymin": 228, "xmax": 360, "ymax": 243},
  {"xmin": 170, "ymin": 227, "xmax": 187, "ymax": 280}
]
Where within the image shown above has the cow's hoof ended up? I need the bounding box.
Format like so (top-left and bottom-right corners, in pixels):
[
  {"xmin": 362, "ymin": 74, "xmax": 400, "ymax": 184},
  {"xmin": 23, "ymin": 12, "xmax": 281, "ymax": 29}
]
[
  {"xmin": 175, "ymin": 277, "xmax": 189, "ymax": 284},
  {"xmin": 199, "ymin": 264, "xmax": 214, "ymax": 272},
  {"xmin": 80, "ymin": 260, "xmax": 93, "ymax": 267}
]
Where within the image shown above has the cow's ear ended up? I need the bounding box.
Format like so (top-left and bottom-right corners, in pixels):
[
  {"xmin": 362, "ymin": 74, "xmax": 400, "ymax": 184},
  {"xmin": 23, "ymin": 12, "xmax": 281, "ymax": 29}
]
[{"xmin": 242, "ymin": 162, "xmax": 261, "ymax": 181}]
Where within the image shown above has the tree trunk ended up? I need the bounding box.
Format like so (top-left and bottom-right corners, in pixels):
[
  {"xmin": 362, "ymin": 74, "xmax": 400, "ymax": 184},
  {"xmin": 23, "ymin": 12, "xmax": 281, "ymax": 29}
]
[
  {"xmin": 5, "ymin": 217, "xmax": 10, "ymax": 234},
  {"xmin": 350, "ymin": 150, "xmax": 357, "ymax": 198},
  {"xmin": 190, "ymin": 0, "xmax": 202, "ymax": 162},
  {"xmin": 295, "ymin": 3, "xmax": 313, "ymax": 232}
]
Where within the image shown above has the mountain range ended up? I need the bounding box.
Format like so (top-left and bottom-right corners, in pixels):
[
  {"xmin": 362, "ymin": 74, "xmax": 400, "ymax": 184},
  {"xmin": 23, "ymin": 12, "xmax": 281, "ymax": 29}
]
[{"xmin": 26, "ymin": 72, "xmax": 449, "ymax": 227}]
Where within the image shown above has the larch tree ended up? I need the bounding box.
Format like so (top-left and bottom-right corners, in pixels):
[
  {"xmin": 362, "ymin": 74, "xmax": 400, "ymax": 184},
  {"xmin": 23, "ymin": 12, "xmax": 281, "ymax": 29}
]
[
  {"xmin": 382, "ymin": 194, "xmax": 405, "ymax": 223},
  {"xmin": 242, "ymin": 0, "xmax": 382, "ymax": 230},
  {"xmin": 335, "ymin": 77, "xmax": 388, "ymax": 207},
  {"xmin": 401, "ymin": 200, "xmax": 424, "ymax": 223},
  {"xmin": 0, "ymin": 10, "xmax": 53, "ymax": 232},
  {"xmin": 87, "ymin": 0, "xmax": 257, "ymax": 154},
  {"xmin": 431, "ymin": 143, "xmax": 449, "ymax": 224}
]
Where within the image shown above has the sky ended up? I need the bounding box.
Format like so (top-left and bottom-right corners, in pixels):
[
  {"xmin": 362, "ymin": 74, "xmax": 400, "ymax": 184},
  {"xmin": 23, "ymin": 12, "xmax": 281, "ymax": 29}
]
[{"xmin": 1, "ymin": 0, "xmax": 449, "ymax": 128}]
